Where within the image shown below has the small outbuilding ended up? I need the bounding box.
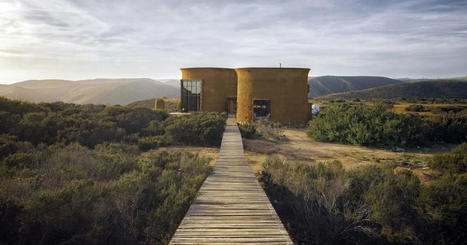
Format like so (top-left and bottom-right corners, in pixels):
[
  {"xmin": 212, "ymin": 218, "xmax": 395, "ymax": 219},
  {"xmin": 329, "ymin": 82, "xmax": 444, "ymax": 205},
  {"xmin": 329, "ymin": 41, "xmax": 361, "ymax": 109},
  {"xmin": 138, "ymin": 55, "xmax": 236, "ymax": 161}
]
[{"xmin": 154, "ymin": 98, "xmax": 165, "ymax": 110}]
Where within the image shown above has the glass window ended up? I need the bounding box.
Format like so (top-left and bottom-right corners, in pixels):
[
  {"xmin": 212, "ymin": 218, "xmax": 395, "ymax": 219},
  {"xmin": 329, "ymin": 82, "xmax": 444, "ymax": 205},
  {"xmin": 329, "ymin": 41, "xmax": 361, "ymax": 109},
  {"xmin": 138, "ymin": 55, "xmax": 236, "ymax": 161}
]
[
  {"xmin": 253, "ymin": 100, "xmax": 271, "ymax": 119},
  {"xmin": 181, "ymin": 80, "xmax": 201, "ymax": 112}
]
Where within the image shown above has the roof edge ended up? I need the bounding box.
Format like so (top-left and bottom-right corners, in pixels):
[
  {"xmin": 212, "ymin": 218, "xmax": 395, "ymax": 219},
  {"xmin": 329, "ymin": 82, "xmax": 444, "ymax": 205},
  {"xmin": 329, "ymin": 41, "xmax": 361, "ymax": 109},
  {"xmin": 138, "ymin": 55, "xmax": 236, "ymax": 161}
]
[
  {"xmin": 235, "ymin": 67, "xmax": 310, "ymax": 71},
  {"xmin": 180, "ymin": 67, "xmax": 235, "ymax": 70}
]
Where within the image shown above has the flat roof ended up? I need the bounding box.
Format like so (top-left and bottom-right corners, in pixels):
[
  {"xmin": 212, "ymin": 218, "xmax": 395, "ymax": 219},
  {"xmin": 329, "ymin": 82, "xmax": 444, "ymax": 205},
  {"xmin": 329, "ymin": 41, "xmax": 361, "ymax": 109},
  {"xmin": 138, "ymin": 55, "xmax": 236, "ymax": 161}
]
[
  {"xmin": 181, "ymin": 67, "xmax": 310, "ymax": 71},
  {"xmin": 180, "ymin": 67, "xmax": 235, "ymax": 70},
  {"xmin": 235, "ymin": 67, "xmax": 309, "ymax": 70}
]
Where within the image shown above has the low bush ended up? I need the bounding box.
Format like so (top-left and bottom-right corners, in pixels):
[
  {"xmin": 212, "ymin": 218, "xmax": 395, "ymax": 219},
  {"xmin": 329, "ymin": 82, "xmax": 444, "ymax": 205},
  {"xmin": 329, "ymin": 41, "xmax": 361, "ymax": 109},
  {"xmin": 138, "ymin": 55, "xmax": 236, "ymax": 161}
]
[
  {"xmin": 138, "ymin": 135, "xmax": 172, "ymax": 151},
  {"xmin": 238, "ymin": 120, "xmax": 286, "ymax": 142},
  {"xmin": 260, "ymin": 155, "xmax": 467, "ymax": 244},
  {"xmin": 255, "ymin": 119, "xmax": 286, "ymax": 142},
  {"xmin": 406, "ymin": 104, "xmax": 427, "ymax": 112},
  {"xmin": 238, "ymin": 123, "xmax": 256, "ymax": 138},
  {"xmin": 308, "ymin": 103, "xmax": 466, "ymax": 148},
  {"xmin": 165, "ymin": 112, "xmax": 227, "ymax": 146},
  {"xmin": 260, "ymin": 158, "xmax": 385, "ymax": 244},
  {"xmin": 424, "ymin": 115, "xmax": 467, "ymax": 143},
  {"xmin": 0, "ymin": 148, "xmax": 211, "ymax": 245},
  {"xmin": 429, "ymin": 143, "xmax": 467, "ymax": 174},
  {"xmin": 418, "ymin": 173, "xmax": 467, "ymax": 244},
  {"xmin": 0, "ymin": 97, "xmax": 226, "ymax": 244},
  {"xmin": 307, "ymin": 104, "xmax": 426, "ymax": 148}
]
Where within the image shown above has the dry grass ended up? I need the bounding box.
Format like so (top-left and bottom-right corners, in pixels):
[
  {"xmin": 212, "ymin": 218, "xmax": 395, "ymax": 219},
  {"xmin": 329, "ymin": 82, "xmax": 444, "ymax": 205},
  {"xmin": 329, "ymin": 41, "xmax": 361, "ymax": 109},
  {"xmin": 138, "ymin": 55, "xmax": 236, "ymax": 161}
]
[
  {"xmin": 158, "ymin": 146, "xmax": 219, "ymax": 166},
  {"xmin": 390, "ymin": 103, "xmax": 467, "ymax": 117},
  {"xmin": 243, "ymin": 128, "xmax": 451, "ymax": 182},
  {"xmin": 161, "ymin": 126, "xmax": 453, "ymax": 183}
]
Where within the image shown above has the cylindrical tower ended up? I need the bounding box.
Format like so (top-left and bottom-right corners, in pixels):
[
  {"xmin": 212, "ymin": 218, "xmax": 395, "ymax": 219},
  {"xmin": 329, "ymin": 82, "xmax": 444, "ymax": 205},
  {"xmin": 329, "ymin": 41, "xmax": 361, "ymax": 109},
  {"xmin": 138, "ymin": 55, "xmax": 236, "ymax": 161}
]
[
  {"xmin": 235, "ymin": 67, "xmax": 310, "ymax": 124},
  {"xmin": 180, "ymin": 68, "xmax": 237, "ymax": 112},
  {"xmin": 154, "ymin": 98, "xmax": 165, "ymax": 110}
]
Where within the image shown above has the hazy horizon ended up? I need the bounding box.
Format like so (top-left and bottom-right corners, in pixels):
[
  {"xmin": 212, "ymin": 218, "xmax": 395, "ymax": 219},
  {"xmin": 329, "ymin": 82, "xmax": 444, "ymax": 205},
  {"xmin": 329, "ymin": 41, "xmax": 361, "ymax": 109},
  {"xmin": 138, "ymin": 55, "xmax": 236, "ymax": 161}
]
[
  {"xmin": 3, "ymin": 75, "xmax": 467, "ymax": 86},
  {"xmin": 1, "ymin": 0, "xmax": 466, "ymax": 84}
]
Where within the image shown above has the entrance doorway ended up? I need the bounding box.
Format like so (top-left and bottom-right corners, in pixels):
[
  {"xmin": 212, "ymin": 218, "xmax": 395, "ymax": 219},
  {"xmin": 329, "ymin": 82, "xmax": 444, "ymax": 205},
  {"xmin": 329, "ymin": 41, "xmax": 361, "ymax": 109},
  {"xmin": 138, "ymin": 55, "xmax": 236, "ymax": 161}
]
[{"xmin": 225, "ymin": 97, "xmax": 237, "ymax": 115}]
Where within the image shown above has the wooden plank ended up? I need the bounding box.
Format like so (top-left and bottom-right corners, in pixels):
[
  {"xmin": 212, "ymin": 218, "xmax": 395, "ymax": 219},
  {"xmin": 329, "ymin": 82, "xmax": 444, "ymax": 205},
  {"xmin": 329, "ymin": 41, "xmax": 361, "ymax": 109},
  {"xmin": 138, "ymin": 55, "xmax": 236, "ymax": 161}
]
[{"xmin": 169, "ymin": 118, "xmax": 293, "ymax": 245}]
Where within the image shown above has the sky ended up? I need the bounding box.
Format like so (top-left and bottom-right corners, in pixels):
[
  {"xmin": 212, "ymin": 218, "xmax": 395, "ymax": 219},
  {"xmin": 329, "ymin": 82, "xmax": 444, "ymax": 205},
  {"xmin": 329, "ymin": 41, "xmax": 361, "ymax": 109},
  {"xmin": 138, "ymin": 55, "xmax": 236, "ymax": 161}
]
[{"xmin": 0, "ymin": 0, "xmax": 466, "ymax": 84}]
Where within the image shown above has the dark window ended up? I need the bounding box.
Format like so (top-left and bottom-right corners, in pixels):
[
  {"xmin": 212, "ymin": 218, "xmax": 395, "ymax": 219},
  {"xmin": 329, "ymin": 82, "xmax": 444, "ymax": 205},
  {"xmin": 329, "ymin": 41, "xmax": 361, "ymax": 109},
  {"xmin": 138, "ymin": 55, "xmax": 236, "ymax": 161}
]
[
  {"xmin": 253, "ymin": 100, "xmax": 271, "ymax": 119},
  {"xmin": 181, "ymin": 80, "xmax": 201, "ymax": 112}
]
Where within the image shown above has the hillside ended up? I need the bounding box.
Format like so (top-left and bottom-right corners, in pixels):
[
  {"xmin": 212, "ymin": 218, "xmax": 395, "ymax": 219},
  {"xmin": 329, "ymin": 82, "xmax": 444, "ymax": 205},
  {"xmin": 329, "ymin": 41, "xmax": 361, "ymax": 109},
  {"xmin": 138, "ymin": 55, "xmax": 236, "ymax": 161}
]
[
  {"xmin": 127, "ymin": 97, "xmax": 180, "ymax": 112},
  {"xmin": 0, "ymin": 78, "xmax": 179, "ymax": 105},
  {"xmin": 160, "ymin": 79, "xmax": 180, "ymax": 88},
  {"xmin": 319, "ymin": 80, "xmax": 467, "ymax": 100},
  {"xmin": 308, "ymin": 76, "xmax": 402, "ymax": 98}
]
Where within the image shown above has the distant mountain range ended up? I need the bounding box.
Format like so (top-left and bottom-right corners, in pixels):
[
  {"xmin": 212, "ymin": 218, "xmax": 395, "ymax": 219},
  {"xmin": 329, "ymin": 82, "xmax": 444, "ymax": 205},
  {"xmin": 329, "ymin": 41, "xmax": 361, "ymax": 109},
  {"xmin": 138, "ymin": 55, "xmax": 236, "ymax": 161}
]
[
  {"xmin": 318, "ymin": 80, "xmax": 467, "ymax": 100},
  {"xmin": 1, "ymin": 75, "xmax": 465, "ymax": 105},
  {"xmin": 0, "ymin": 78, "xmax": 178, "ymax": 105},
  {"xmin": 308, "ymin": 76, "xmax": 403, "ymax": 98},
  {"xmin": 158, "ymin": 79, "xmax": 180, "ymax": 88}
]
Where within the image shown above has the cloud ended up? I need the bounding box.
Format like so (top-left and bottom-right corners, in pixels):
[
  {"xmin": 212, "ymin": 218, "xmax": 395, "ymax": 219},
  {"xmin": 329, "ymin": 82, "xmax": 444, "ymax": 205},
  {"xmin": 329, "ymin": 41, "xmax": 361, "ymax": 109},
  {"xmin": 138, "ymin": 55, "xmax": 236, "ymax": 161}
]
[{"xmin": 0, "ymin": 0, "xmax": 466, "ymax": 83}]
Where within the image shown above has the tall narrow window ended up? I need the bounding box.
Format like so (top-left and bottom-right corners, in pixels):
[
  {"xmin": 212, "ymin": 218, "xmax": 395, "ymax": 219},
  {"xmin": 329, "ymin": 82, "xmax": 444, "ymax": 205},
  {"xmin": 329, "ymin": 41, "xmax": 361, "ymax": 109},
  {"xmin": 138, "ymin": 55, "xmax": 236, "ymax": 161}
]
[
  {"xmin": 181, "ymin": 80, "xmax": 201, "ymax": 112},
  {"xmin": 253, "ymin": 100, "xmax": 271, "ymax": 119}
]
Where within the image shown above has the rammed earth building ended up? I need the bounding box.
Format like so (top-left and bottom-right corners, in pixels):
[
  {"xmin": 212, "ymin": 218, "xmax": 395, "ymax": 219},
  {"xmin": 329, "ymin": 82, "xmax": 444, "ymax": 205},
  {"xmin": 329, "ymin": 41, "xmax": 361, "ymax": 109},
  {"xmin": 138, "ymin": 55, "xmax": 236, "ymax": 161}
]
[{"xmin": 180, "ymin": 67, "xmax": 310, "ymax": 124}]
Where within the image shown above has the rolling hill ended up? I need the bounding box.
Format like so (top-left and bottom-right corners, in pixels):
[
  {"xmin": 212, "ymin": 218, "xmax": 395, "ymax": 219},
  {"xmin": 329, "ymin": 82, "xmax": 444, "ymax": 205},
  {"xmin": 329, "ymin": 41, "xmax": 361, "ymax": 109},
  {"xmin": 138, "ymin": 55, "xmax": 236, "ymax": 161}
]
[
  {"xmin": 308, "ymin": 76, "xmax": 403, "ymax": 98},
  {"xmin": 159, "ymin": 79, "xmax": 180, "ymax": 88},
  {"xmin": 318, "ymin": 80, "xmax": 467, "ymax": 100},
  {"xmin": 0, "ymin": 78, "xmax": 179, "ymax": 105}
]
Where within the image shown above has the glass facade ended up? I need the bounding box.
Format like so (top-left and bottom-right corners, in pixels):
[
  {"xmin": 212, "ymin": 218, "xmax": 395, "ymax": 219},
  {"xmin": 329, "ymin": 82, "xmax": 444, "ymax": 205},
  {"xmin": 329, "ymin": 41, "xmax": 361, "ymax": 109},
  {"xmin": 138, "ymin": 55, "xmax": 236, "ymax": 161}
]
[
  {"xmin": 253, "ymin": 100, "xmax": 271, "ymax": 119},
  {"xmin": 181, "ymin": 80, "xmax": 201, "ymax": 112}
]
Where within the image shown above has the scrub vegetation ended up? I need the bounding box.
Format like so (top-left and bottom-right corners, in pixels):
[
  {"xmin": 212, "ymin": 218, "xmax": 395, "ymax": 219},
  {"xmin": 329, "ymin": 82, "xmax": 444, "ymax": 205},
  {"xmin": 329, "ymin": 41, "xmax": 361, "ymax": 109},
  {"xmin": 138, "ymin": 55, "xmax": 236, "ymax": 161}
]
[
  {"xmin": 307, "ymin": 103, "xmax": 466, "ymax": 148},
  {"xmin": 260, "ymin": 143, "xmax": 467, "ymax": 244},
  {"xmin": 0, "ymin": 97, "xmax": 226, "ymax": 244},
  {"xmin": 238, "ymin": 119, "xmax": 287, "ymax": 143},
  {"xmin": 260, "ymin": 98, "xmax": 466, "ymax": 244}
]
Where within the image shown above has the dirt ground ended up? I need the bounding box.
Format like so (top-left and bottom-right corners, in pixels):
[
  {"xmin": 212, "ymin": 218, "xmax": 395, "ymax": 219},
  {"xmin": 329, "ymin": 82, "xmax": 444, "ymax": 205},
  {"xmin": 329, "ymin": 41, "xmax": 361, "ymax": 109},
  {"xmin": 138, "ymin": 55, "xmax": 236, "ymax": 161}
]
[
  {"xmin": 160, "ymin": 128, "xmax": 451, "ymax": 183},
  {"xmin": 243, "ymin": 128, "xmax": 451, "ymax": 182}
]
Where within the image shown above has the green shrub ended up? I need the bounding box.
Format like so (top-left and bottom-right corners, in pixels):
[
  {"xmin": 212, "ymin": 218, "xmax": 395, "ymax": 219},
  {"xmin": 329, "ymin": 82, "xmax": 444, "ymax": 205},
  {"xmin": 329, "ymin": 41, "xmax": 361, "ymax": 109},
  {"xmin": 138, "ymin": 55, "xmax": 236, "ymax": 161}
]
[
  {"xmin": 0, "ymin": 111, "xmax": 20, "ymax": 134},
  {"xmin": 0, "ymin": 135, "xmax": 34, "ymax": 158},
  {"xmin": 0, "ymin": 196, "xmax": 22, "ymax": 244},
  {"xmin": 307, "ymin": 104, "xmax": 426, "ymax": 148},
  {"xmin": 255, "ymin": 119, "xmax": 286, "ymax": 142},
  {"xmin": 102, "ymin": 106, "xmax": 168, "ymax": 134},
  {"xmin": 429, "ymin": 143, "xmax": 467, "ymax": 174},
  {"xmin": 0, "ymin": 149, "xmax": 211, "ymax": 245},
  {"xmin": 0, "ymin": 97, "xmax": 228, "ymax": 150},
  {"xmin": 425, "ymin": 115, "xmax": 467, "ymax": 143},
  {"xmin": 2, "ymin": 152, "xmax": 42, "ymax": 169},
  {"xmin": 259, "ymin": 157, "xmax": 467, "ymax": 244},
  {"xmin": 260, "ymin": 158, "xmax": 384, "ymax": 244},
  {"xmin": 142, "ymin": 120, "xmax": 165, "ymax": 136},
  {"xmin": 238, "ymin": 123, "xmax": 256, "ymax": 138},
  {"xmin": 0, "ymin": 97, "xmax": 228, "ymax": 244},
  {"xmin": 406, "ymin": 104, "xmax": 427, "ymax": 112},
  {"xmin": 364, "ymin": 170, "xmax": 421, "ymax": 241},
  {"xmin": 418, "ymin": 173, "xmax": 467, "ymax": 244},
  {"xmin": 138, "ymin": 136, "xmax": 172, "ymax": 151},
  {"xmin": 238, "ymin": 120, "xmax": 286, "ymax": 142},
  {"xmin": 165, "ymin": 112, "xmax": 227, "ymax": 146}
]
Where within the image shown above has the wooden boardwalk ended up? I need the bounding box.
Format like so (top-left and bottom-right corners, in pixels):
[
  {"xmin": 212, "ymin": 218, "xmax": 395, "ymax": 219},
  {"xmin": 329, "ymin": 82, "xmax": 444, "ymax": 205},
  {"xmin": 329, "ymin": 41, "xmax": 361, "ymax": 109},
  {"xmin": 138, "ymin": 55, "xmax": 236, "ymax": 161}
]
[{"xmin": 170, "ymin": 118, "xmax": 293, "ymax": 244}]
